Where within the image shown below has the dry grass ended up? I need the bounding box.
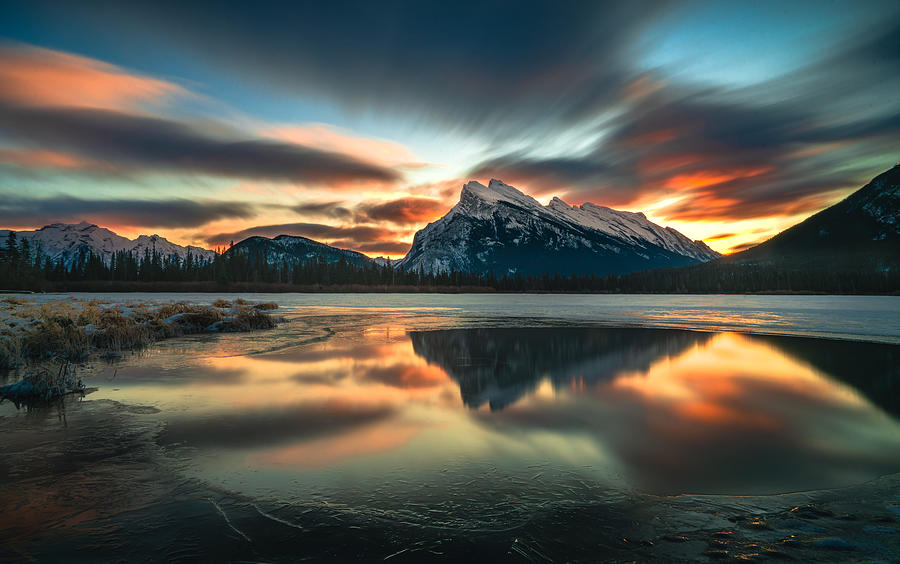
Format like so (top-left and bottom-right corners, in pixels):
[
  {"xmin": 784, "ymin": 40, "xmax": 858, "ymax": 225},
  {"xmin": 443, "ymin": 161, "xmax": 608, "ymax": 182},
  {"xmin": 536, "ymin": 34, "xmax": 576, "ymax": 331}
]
[
  {"xmin": 0, "ymin": 360, "xmax": 84, "ymax": 407},
  {"xmin": 0, "ymin": 298, "xmax": 280, "ymax": 370}
]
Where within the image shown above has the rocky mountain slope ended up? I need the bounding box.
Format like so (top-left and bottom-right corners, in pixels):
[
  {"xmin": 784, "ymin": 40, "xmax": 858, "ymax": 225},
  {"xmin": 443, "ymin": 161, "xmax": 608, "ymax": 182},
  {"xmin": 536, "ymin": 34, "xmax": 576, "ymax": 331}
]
[{"xmin": 399, "ymin": 179, "xmax": 718, "ymax": 276}]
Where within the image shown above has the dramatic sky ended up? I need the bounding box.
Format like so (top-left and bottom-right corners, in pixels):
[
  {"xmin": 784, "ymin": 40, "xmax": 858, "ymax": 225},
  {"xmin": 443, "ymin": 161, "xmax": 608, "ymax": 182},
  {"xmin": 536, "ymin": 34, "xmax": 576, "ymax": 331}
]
[{"xmin": 1, "ymin": 1, "xmax": 898, "ymax": 256}]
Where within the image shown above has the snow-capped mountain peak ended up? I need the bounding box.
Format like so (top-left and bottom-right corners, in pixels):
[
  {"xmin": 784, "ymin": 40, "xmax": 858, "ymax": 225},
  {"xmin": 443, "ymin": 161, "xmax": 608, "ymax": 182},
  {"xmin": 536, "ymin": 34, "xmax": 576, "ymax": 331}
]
[
  {"xmin": 459, "ymin": 179, "xmax": 543, "ymax": 210},
  {"xmin": 400, "ymin": 179, "xmax": 720, "ymax": 275},
  {"xmin": 1, "ymin": 223, "xmax": 216, "ymax": 266}
]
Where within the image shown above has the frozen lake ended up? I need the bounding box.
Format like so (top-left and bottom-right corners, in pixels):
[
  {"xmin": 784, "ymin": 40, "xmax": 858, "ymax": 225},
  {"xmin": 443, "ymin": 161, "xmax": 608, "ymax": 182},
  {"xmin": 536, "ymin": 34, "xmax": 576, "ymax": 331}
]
[
  {"xmin": 1, "ymin": 293, "xmax": 899, "ymax": 561},
  {"xmin": 17, "ymin": 292, "xmax": 900, "ymax": 343}
]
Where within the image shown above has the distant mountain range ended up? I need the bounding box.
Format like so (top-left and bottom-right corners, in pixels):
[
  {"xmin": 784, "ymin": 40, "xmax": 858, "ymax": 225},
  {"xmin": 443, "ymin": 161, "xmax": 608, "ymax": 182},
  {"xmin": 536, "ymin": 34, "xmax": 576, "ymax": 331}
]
[
  {"xmin": 3, "ymin": 166, "xmax": 897, "ymax": 288},
  {"xmin": 400, "ymin": 179, "xmax": 719, "ymax": 276},
  {"xmin": 0, "ymin": 221, "xmax": 216, "ymax": 267}
]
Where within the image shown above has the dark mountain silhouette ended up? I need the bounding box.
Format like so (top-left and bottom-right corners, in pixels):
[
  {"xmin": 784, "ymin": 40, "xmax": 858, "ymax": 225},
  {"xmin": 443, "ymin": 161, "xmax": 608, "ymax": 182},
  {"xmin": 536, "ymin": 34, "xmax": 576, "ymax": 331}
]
[
  {"xmin": 731, "ymin": 164, "xmax": 900, "ymax": 270},
  {"xmin": 226, "ymin": 234, "xmax": 374, "ymax": 269}
]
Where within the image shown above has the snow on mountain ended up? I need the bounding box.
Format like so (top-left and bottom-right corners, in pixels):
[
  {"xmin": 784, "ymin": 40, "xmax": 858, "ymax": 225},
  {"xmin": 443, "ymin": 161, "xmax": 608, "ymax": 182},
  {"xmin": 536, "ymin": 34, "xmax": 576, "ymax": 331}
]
[
  {"xmin": 130, "ymin": 234, "xmax": 216, "ymax": 263},
  {"xmin": 0, "ymin": 222, "xmax": 216, "ymax": 266},
  {"xmin": 400, "ymin": 179, "xmax": 719, "ymax": 276},
  {"xmin": 846, "ymin": 164, "xmax": 900, "ymax": 233}
]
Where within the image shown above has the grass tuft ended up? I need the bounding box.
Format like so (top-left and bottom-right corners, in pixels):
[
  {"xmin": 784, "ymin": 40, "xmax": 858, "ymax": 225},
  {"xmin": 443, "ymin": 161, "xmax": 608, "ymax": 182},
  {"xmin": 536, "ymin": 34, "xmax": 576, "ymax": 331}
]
[
  {"xmin": 0, "ymin": 298, "xmax": 281, "ymax": 370},
  {"xmin": 0, "ymin": 360, "xmax": 84, "ymax": 407}
]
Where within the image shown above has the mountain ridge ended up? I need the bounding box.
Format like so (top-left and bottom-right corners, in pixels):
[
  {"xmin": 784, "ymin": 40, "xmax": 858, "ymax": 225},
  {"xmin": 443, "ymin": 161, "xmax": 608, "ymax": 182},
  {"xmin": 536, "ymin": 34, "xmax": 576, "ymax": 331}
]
[
  {"xmin": 0, "ymin": 221, "xmax": 217, "ymax": 267},
  {"xmin": 400, "ymin": 178, "xmax": 718, "ymax": 276},
  {"xmin": 729, "ymin": 164, "xmax": 900, "ymax": 268}
]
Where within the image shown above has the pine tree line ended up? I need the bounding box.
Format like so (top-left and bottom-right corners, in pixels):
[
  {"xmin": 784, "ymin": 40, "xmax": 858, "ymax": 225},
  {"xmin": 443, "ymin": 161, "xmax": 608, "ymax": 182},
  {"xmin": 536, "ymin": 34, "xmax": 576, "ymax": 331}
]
[{"xmin": 0, "ymin": 234, "xmax": 896, "ymax": 293}]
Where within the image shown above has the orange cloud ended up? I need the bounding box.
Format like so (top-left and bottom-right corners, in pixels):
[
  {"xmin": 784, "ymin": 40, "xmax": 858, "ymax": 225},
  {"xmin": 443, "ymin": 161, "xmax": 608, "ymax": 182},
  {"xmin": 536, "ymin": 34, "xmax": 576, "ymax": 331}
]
[
  {"xmin": 356, "ymin": 197, "xmax": 448, "ymax": 225},
  {"xmin": 0, "ymin": 44, "xmax": 188, "ymax": 110},
  {"xmin": 725, "ymin": 239, "xmax": 767, "ymax": 254},
  {"xmin": 637, "ymin": 153, "xmax": 705, "ymax": 175},
  {"xmin": 625, "ymin": 128, "xmax": 678, "ymax": 146},
  {"xmin": 624, "ymin": 75, "xmax": 666, "ymax": 101},
  {"xmin": 257, "ymin": 421, "xmax": 422, "ymax": 468},
  {"xmin": 664, "ymin": 166, "xmax": 771, "ymax": 191},
  {"xmin": 0, "ymin": 148, "xmax": 107, "ymax": 170},
  {"xmin": 264, "ymin": 123, "xmax": 419, "ymax": 168},
  {"xmin": 703, "ymin": 232, "xmax": 737, "ymax": 242}
]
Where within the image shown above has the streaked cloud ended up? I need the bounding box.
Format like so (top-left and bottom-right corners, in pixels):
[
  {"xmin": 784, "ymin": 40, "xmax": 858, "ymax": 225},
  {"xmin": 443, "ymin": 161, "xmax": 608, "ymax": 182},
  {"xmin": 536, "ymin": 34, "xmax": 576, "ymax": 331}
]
[
  {"xmin": 36, "ymin": 1, "xmax": 665, "ymax": 138},
  {"xmin": 290, "ymin": 201, "xmax": 353, "ymax": 221},
  {"xmin": 355, "ymin": 197, "xmax": 448, "ymax": 226},
  {"xmin": 0, "ymin": 2, "xmax": 898, "ymax": 255},
  {"xmin": 205, "ymin": 222, "xmax": 405, "ymax": 251},
  {"xmin": 0, "ymin": 103, "xmax": 403, "ymax": 186},
  {"xmin": 0, "ymin": 148, "xmax": 108, "ymax": 171},
  {"xmin": 0, "ymin": 43, "xmax": 188, "ymax": 110},
  {"xmin": 0, "ymin": 194, "xmax": 255, "ymax": 229},
  {"xmin": 264, "ymin": 123, "xmax": 421, "ymax": 167}
]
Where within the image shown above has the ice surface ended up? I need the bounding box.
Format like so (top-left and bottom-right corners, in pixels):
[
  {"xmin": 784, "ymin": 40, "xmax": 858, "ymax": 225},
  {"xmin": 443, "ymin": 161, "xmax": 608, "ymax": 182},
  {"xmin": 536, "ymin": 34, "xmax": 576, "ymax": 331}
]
[{"xmin": 2, "ymin": 293, "xmax": 899, "ymax": 561}]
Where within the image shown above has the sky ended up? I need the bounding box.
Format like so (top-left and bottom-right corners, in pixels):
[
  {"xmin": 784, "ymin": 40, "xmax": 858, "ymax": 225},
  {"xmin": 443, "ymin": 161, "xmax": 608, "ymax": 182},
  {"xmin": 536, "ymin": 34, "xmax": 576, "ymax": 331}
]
[{"xmin": 0, "ymin": 0, "xmax": 898, "ymax": 257}]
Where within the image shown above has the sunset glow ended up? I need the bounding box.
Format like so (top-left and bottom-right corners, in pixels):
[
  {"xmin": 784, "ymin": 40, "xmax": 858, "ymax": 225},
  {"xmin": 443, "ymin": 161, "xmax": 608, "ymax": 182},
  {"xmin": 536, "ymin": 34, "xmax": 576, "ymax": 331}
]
[{"xmin": 1, "ymin": 2, "xmax": 898, "ymax": 257}]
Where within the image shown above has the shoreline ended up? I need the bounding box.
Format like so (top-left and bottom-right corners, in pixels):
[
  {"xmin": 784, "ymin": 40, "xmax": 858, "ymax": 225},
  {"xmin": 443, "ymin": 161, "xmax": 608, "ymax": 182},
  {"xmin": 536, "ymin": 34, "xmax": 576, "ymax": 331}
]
[{"xmin": 2, "ymin": 282, "xmax": 898, "ymax": 296}]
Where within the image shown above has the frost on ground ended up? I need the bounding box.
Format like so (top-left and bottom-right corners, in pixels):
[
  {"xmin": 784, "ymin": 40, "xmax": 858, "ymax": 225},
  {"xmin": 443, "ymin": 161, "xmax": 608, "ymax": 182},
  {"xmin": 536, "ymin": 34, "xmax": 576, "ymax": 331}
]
[{"xmin": 0, "ymin": 296, "xmax": 279, "ymax": 405}]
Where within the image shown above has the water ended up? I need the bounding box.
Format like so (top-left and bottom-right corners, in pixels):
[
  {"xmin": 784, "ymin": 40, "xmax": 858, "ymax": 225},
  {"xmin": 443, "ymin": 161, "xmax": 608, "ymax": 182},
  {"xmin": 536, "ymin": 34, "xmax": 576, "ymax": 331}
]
[
  {"xmin": 1, "ymin": 294, "xmax": 899, "ymax": 561},
  {"xmin": 18, "ymin": 292, "xmax": 900, "ymax": 343}
]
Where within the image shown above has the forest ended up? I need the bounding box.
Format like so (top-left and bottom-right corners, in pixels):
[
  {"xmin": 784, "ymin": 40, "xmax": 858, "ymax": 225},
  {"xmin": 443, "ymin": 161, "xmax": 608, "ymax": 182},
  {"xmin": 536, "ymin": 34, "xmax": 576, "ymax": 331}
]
[{"xmin": 0, "ymin": 232, "xmax": 896, "ymax": 294}]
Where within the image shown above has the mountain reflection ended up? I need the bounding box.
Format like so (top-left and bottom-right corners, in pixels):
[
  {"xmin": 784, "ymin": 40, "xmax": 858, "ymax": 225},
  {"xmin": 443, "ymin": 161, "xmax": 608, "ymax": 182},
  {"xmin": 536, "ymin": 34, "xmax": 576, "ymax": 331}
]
[
  {"xmin": 410, "ymin": 327, "xmax": 900, "ymax": 418},
  {"xmin": 78, "ymin": 324, "xmax": 900, "ymax": 497},
  {"xmin": 410, "ymin": 327, "xmax": 712, "ymax": 411},
  {"xmin": 409, "ymin": 327, "xmax": 900, "ymax": 494},
  {"xmin": 749, "ymin": 334, "xmax": 900, "ymax": 417}
]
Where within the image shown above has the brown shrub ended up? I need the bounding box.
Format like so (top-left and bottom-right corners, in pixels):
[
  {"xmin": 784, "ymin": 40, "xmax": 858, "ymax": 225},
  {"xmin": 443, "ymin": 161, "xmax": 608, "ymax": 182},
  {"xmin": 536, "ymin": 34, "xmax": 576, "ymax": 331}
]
[
  {"xmin": 20, "ymin": 316, "xmax": 91, "ymax": 362},
  {"xmin": 223, "ymin": 309, "xmax": 278, "ymax": 332},
  {"xmin": 2, "ymin": 298, "xmax": 279, "ymax": 369}
]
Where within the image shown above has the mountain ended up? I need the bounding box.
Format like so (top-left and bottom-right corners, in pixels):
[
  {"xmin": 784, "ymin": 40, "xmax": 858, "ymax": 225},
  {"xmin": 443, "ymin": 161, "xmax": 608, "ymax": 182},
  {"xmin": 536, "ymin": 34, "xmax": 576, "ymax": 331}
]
[
  {"xmin": 227, "ymin": 234, "xmax": 374, "ymax": 268},
  {"xmin": 399, "ymin": 179, "xmax": 719, "ymax": 276},
  {"xmin": 730, "ymin": 164, "xmax": 900, "ymax": 269},
  {"xmin": 0, "ymin": 221, "xmax": 216, "ymax": 267},
  {"xmin": 608, "ymin": 165, "xmax": 900, "ymax": 293}
]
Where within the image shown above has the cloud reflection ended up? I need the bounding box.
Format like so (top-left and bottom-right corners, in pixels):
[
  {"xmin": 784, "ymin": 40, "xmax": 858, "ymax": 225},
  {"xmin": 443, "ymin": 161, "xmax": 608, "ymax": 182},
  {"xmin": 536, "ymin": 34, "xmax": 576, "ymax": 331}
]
[
  {"xmin": 409, "ymin": 327, "xmax": 900, "ymax": 494},
  {"xmin": 158, "ymin": 401, "xmax": 395, "ymax": 449},
  {"xmin": 102, "ymin": 324, "xmax": 900, "ymax": 495}
]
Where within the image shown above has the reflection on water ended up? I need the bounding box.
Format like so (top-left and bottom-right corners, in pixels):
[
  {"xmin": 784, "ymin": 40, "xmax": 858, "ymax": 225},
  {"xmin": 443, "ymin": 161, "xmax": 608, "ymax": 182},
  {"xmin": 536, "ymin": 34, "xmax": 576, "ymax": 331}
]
[
  {"xmin": 2, "ymin": 319, "xmax": 900, "ymax": 561},
  {"xmin": 411, "ymin": 328, "xmax": 900, "ymax": 494},
  {"xmin": 410, "ymin": 327, "xmax": 712, "ymax": 411},
  {"xmin": 70, "ymin": 324, "xmax": 900, "ymax": 498}
]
